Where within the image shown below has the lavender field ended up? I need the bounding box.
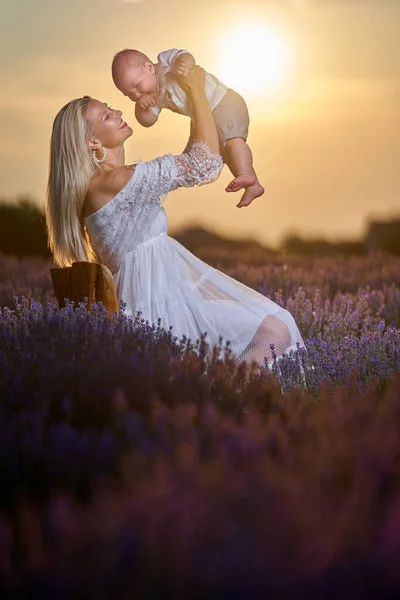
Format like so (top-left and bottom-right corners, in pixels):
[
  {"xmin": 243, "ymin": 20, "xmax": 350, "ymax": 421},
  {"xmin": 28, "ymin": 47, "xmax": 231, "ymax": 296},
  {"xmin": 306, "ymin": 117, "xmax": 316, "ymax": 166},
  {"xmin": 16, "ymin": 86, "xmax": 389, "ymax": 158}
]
[{"xmin": 1, "ymin": 250, "xmax": 400, "ymax": 599}]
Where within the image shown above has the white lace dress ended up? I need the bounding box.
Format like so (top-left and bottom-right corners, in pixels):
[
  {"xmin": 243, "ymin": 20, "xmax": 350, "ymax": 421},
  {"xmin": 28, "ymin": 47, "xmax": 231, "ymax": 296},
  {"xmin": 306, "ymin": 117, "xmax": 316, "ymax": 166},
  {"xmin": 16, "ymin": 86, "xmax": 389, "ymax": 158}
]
[{"xmin": 84, "ymin": 141, "xmax": 305, "ymax": 367}]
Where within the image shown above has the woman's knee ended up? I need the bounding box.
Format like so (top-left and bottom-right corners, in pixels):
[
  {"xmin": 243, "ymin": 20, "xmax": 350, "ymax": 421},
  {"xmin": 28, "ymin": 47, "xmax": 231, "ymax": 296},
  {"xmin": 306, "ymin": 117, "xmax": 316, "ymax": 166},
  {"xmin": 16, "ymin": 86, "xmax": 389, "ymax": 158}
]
[{"xmin": 258, "ymin": 315, "xmax": 292, "ymax": 353}]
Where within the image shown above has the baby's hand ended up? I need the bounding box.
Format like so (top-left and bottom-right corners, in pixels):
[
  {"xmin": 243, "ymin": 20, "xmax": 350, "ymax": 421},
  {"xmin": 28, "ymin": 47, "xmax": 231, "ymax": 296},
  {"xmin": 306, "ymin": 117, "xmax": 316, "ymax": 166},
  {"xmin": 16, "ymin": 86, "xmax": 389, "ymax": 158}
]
[
  {"xmin": 174, "ymin": 54, "xmax": 195, "ymax": 77},
  {"xmin": 137, "ymin": 93, "xmax": 158, "ymax": 111}
]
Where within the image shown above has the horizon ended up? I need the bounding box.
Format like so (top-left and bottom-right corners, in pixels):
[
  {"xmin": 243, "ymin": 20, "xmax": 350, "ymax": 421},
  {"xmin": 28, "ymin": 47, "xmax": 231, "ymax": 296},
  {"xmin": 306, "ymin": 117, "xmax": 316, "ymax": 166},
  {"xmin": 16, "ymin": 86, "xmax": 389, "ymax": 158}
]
[{"xmin": 1, "ymin": 195, "xmax": 398, "ymax": 252}]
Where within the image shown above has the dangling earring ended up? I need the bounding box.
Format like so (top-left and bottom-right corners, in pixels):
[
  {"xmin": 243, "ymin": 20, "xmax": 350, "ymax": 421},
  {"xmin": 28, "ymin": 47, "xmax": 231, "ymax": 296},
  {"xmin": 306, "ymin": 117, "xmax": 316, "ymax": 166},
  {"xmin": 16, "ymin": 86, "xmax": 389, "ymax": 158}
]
[{"xmin": 93, "ymin": 146, "xmax": 107, "ymax": 164}]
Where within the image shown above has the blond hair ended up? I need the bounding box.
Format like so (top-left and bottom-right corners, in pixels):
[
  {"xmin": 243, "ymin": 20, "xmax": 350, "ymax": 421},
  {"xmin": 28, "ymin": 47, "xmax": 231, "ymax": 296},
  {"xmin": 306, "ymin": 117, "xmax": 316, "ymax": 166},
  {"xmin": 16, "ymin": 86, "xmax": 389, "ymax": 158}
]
[{"xmin": 46, "ymin": 96, "xmax": 99, "ymax": 267}]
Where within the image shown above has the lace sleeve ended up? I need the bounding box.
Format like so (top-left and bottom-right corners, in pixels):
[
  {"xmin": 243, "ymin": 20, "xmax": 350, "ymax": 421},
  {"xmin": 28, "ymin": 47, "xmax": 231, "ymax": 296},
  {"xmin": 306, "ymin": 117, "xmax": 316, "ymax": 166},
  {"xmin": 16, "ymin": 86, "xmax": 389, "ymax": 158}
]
[
  {"xmin": 170, "ymin": 140, "xmax": 224, "ymax": 190},
  {"xmin": 138, "ymin": 140, "xmax": 224, "ymax": 203}
]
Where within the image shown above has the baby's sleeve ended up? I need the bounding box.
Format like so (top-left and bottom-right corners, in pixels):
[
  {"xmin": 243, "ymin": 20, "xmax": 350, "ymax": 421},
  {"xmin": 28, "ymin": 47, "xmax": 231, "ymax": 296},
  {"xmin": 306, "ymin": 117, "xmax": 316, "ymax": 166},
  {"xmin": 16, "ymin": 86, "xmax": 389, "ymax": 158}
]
[
  {"xmin": 150, "ymin": 105, "xmax": 162, "ymax": 118},
  {"xmin": 157, "ymin": 48, "xmax": 189, "ymax": 70},
  {"xmin": 139, "ymin": 140, "xmax": 224, "ymax": 202}
]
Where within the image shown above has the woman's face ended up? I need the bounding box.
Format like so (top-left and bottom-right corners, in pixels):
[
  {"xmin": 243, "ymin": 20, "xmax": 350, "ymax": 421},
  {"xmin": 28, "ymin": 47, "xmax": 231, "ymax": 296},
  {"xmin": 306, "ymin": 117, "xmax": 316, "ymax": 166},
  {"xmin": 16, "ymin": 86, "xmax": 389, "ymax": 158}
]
[{"xmin": 86, "ymin": 99, "xmax": 132, "ymax": 151}]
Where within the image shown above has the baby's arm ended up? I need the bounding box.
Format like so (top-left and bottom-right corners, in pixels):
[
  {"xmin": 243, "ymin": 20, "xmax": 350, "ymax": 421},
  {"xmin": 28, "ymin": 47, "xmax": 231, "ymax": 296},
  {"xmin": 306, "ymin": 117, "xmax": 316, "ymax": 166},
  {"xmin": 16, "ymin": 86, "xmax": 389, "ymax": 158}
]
[
  {"xmin": 172, "ymin": 52, "xmax": 196, "ymax": 77},
  {"xmin": 135, "ymin": 102, "xmax": 160, "ymax": 128}
]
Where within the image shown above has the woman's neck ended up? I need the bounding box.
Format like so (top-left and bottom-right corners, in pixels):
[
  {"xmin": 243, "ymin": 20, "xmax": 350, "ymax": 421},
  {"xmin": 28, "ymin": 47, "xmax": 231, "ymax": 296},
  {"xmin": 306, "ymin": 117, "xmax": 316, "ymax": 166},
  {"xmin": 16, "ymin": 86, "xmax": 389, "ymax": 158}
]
[{"xmin": 102, "ymin": 145, "xmax": 126, "ymax": 168}]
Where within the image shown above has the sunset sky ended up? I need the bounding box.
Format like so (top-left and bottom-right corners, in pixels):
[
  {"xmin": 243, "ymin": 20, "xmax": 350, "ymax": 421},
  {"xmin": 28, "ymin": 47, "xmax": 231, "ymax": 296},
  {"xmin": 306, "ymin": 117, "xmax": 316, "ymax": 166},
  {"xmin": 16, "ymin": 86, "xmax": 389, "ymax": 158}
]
[{"xmin": 0, "ymin": 0, "xmax": 399, "ymax": 248}]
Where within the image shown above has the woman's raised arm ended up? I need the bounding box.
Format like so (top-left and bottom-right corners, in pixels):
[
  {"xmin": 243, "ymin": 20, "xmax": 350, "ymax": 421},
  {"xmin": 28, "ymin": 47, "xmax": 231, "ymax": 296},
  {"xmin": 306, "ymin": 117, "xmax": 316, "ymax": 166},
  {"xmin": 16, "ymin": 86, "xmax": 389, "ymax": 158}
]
[
  {"xmin": 176, "ymin": 66, "xmax": 220, "ymax": 156},
  {"xmin": 110, "ymin": 66, "xmax": 224, "ymax": 208}
]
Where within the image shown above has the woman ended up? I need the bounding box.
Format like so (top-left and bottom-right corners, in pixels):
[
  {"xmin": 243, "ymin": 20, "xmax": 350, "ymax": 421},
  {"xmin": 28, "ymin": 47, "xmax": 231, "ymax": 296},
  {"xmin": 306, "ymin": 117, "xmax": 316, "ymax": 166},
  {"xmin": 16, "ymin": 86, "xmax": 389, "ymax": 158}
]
[{"xmin": 46, "ymin": 66, "xmax": 305, "ymax": 368}]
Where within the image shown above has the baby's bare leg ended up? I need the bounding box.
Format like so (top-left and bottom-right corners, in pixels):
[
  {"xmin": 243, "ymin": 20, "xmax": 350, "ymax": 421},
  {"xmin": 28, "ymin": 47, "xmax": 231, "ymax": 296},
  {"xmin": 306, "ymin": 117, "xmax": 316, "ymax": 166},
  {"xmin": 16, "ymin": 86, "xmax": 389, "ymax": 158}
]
[
  {"xmin": 223, "ymin": 138, "xmax": 256, "ymax": 189},
  {"xmin": 223, "ymin": 138, "xmax": 264, "ymax": 208}
]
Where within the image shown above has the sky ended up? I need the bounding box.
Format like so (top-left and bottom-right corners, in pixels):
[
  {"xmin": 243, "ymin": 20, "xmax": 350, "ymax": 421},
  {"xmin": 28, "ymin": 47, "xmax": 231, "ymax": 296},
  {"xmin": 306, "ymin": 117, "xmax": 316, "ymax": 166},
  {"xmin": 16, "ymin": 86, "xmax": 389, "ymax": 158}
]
[{"xmin": 0, "ymin": 0, "xmax": 399, "ymax": 248}]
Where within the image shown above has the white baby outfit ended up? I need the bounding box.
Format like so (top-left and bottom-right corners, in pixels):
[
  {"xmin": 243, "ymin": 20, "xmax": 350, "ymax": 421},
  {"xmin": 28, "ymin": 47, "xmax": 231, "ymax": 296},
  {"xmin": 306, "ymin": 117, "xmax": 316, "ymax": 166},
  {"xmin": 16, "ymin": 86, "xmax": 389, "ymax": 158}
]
[
  {"xmin": 151, "ymin": 48, "xmax": 228, "ymax": 118},
  {"xmin": 84, "ymin": 141, "xmax": 305, "ymax": 367},
  {"xmin": 151, "ymin": 49, "xmax": 250, "ymax": 152}
]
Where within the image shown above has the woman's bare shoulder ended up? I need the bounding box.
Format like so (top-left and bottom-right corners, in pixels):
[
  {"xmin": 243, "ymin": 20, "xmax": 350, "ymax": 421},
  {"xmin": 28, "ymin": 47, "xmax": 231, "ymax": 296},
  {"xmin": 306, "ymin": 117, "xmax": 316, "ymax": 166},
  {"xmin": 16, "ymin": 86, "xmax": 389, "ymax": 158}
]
[
  {"xmin": 82, "ymin": 164, "xmax": 137, "ymax": 218},
  {"xmin": 93, "ymin": 164, "xmax": 137, "ymax": 197}
]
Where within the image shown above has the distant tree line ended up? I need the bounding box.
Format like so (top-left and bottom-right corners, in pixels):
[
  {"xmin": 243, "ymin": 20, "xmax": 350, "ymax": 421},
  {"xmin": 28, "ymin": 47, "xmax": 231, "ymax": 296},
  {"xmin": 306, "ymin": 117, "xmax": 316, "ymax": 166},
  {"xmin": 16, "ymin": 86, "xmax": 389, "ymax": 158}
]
[
  {"xmin": 1, "ymin": 197, "xmax": 400, "ymax": 259},
  {"xmin": 0, "ymin": 198, "xmax": 51, "ymax": 258},
  {"xmin": 280, "ymin": 218, "xmax": 400, "ymax": 256}
]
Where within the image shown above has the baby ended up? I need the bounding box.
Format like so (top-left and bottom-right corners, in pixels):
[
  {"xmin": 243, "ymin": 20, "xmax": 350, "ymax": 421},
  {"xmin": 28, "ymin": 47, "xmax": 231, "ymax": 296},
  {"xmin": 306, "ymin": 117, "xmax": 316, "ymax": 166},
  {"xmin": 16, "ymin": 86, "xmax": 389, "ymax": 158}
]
[{"xmin": 111, "ymin": 48, "xmax": 264, "ymax": 208}]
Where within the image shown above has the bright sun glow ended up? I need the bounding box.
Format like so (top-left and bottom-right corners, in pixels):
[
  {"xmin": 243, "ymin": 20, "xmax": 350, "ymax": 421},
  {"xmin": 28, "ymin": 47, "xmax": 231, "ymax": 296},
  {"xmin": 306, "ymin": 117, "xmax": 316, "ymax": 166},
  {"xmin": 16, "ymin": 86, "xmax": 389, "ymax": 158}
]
[{"xmin": 215, "ymin": 24, "xmax": 293, "ymax": 96}]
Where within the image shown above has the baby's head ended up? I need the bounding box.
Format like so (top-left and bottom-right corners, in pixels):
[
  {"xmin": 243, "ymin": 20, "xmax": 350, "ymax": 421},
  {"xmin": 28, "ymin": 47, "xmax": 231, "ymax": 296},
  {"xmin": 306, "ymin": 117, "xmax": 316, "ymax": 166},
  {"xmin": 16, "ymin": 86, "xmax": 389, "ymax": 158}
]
[{"xmin": 112, "ymin": 49, "xmax": 157, "ymax": 102}]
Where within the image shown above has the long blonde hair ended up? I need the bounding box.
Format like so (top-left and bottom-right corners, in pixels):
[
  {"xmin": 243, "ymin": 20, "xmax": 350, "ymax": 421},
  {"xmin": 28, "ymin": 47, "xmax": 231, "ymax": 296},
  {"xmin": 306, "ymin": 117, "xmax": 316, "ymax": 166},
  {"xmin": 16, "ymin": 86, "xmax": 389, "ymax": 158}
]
[{"xmin": 46, "ymin": 96, "xmax": 100, "ymax": 267}]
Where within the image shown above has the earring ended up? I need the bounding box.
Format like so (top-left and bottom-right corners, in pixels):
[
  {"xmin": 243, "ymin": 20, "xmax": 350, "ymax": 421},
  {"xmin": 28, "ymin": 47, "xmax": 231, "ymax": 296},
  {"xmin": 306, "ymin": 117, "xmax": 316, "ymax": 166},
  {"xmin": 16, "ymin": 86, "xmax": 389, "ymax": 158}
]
[{"xmin": 93, "ymin": 146, "xmax": 107, "ymax": 164}]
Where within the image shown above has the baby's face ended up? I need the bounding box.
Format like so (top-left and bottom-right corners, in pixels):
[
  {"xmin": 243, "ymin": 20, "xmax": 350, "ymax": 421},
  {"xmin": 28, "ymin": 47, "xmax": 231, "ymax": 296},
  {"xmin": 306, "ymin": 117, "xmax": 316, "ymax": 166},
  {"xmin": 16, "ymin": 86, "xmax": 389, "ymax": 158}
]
[{"xmin": 117, "ymin": 63, "xmax": 157, "ymax": 102}]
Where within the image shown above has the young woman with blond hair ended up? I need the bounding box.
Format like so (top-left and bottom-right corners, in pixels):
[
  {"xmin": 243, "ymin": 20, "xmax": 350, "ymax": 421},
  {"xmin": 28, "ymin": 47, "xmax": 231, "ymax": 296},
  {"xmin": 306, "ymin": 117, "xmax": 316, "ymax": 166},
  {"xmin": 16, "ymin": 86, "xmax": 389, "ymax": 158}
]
[{"xmin": 46, "ymin": 66, "xmax": 305, "ymax": 368}]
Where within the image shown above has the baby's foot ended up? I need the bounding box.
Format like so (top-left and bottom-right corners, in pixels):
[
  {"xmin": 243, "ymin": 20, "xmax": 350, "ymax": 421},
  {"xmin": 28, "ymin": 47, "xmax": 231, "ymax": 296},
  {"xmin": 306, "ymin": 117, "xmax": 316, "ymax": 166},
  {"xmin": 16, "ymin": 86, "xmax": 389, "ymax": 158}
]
[
  {"xmin": 225, "ymin": 174, "xmax": 257, "ymax": 193},
  {"xmin": 236, "ymin": 182, "xmax": 265, "ymax": 208}
]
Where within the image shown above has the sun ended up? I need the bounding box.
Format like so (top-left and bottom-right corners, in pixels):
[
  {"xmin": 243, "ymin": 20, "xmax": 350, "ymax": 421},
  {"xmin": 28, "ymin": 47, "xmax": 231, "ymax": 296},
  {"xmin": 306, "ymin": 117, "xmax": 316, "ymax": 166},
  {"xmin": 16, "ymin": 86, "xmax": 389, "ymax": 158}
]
[{"xmin": 215, "ymin": 24, "xmax": 293, "ymax": 96}]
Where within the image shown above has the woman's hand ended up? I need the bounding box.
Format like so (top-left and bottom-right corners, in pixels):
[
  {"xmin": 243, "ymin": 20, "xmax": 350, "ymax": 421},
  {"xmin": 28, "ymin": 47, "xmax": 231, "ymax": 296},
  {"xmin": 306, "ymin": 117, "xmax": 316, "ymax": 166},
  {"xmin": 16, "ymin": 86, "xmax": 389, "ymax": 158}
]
[
  {"xmin": 176, "ymin": 65, "xmax": 220, "ymax": 155},
  {"xmin": 175, "ymin": 65, "xmax": 206, "ymax": 98},
  {"xmin": 174, "ymin": 53, "xmax": 196, "ymax": 77}
]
